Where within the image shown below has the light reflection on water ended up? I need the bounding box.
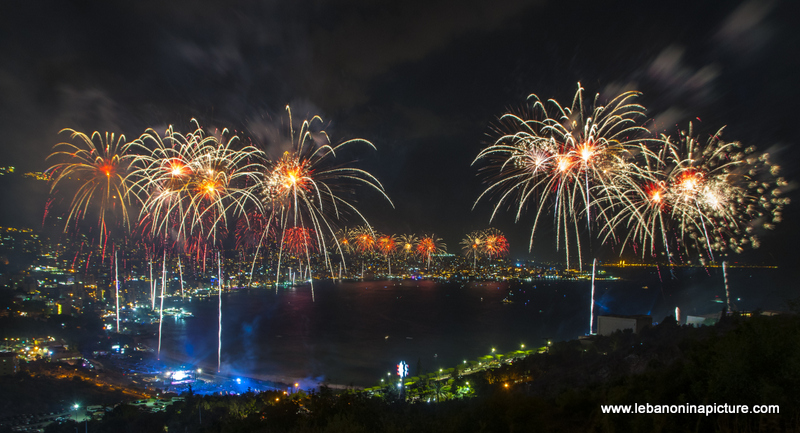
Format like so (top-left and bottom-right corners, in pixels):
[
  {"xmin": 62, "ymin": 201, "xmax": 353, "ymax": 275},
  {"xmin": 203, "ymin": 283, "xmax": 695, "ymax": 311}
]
[{"xmin": 156, "ymin": 267, "xmax": 789, "ymax": 387}]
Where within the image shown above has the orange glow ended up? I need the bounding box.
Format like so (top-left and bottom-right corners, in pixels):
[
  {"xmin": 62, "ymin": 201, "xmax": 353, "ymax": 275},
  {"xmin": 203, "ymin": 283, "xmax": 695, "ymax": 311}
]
[
  {"xmin": 198, "ymin": 179, "xmax": 220, "ymax": 198},
  {"xmin": 353, "ymin": 232, "xmax": 376, "ymax": 252},
  {"xmin": 99, "ymin": 162, "xmax": 114, "ymax": 177},
  {"xmin": 377, "ymin": 235, "xmax": 397, "ymax": 255},
  {"xmin": 579, "ymin": 145, "xmax": 593, "ymax": 162},
  {"xmin": 483, "ymin": 233, "xmax": 509, "ymax": 258},
  {"xmin": 557, "ymin": 156, "xmax": 572, "ymax": 172},
  {"xmin": 677, "ymin": 171, "xmax": 702, "ymax": 192},
  {"xmin": 169, "ymin": 162, "xmax": 186, "ymax": 177},
  {"xmin": 269, "ymin": 154, "xmax": 311, "ymax": 199},
  {"xmin": 651, "ymin": 191, "xmax": 661, "ymax": 202}
]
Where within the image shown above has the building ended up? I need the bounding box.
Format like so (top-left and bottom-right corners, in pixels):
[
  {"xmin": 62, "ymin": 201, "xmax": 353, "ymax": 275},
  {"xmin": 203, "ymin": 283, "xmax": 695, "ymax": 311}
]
[
  {"xmin": 686, "ymin": 312, "xmax": 722, "ymax": 327},
  {"xmin": 597, "ymin": 314, "xmax": 652, "ymax": 336},
  {"xmin": 0, "ymin": 352, "xmax": 19, "ymax": 375}
]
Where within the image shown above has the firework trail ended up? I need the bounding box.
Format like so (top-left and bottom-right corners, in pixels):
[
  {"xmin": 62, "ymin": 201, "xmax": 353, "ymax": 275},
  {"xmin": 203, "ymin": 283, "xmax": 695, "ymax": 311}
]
[
  {"xmin": 149, "ymin": 261, "xmax": 155, "ymax": 310},
  {"xmin": 72, "ymin": 241, "xmax": 84, "ymax": 270},
  {"xmin": 282, "ymin": 227, "xmax": 318, "ymax": 296},
  {"xmin": 474, "ymin": 83, "xmax": 656, "ymax": 269},
  {"xmin": 282, "ymin": 227, "xmax": 318, "ymax": 255},
  {"xmin": 252, "ymin": 107, "xmax": 392, "ymax": 291},
  {"xmin": 126, "ymin": 121, "xmax": 261, "ymax": 369},
  {"xmin": 115, "ymin": 250, "xmax": 120, "ymax": 334},
  {"xmin": 178, "ymin": 255, "xmax": 185, "ymax": 298},
  {"xmin": 158, "ymin": 251, "xmax": 166, "ymax": 360},
  {"xmin": 235, "ymin": 212, "xmax": 275, "ymax": 287},
  {"xmin": 46, "ymin": 129, "xmax": 136, "ymax": 244},
  {"xmin": 723, "ymin": 261, "xmax": 731, "ymax": 312},
  {"xmin": 85, "ymin": 251, "xmax": 92, "ymax": 275},
  {"xmin": 589, "ymin": 258, "xmax": 596, "ymax": 335},
  {"xmin": 217, "ymin": 252, "xmax": 223, "ymax": 372}
]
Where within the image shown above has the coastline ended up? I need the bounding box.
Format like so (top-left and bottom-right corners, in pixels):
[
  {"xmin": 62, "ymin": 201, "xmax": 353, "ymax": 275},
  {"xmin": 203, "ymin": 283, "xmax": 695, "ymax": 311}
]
[{"xmin": 140, "ymin": 336, "xmax": 358, "ymax": 391}]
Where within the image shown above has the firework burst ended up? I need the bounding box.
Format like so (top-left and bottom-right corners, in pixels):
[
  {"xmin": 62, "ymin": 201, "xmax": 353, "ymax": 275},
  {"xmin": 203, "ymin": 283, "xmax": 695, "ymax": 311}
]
[
  {"xmin": 46, "ymin": 129, "xmax": 135, "ymax": 244},
  {"xmin": 126, "ymin": 120, "xmax": 261, "ymax": 373},
  {"xmin": 416, "ymin": 234, "xmax": 446, "ymax": 269},
  {"xmin": 351, "ymin": 225, "xmax": 377, "ymax": 253},
  {"xmin": 474, "ymin": 83, "xmax": 656, "ymax": 269},
  {"xmin": 481, "ymin": 228, "xmax": 509, "ymax": 260},
  {"xmin": 377, "ymin": 233, "xmax": 398, "ymax": 274},
  {"xmin": 460, "ymin": 230, "xmax": 483, "ymax": 268},
  {"xmin": 127, "ymin": 120, "xmax": 262, "ymax": 247},
  {"xmin": 283, "ymin": 227, "xmax": 318, "ymax": 255},
  {"xmin": 254, "ymin": 107, "xmax": 392, "ymax": 286},
  {"xmin": 398, "ymin": 234, "xmax": 418, "ymax": 258},
  {"xmin": 600, "ymin": 122, "xmax": 788, "ymax": 261},
  {"xmin": 331, "ymin": 227, "xmax": 354, "ymax": 255}
]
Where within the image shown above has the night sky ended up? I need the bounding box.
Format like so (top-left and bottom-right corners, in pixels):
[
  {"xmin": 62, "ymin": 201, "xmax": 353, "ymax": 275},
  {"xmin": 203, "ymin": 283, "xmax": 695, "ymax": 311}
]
[{"xmin": 2, "ymin": 0, "xmax": 798, "ymax": 265}]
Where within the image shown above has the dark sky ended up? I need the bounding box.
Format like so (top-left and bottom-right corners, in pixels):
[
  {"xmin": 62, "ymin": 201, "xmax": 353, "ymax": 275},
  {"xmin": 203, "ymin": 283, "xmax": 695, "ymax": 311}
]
[{"xmin": 1, "ymin": 0, "xmax": 798, "ymax": 265}]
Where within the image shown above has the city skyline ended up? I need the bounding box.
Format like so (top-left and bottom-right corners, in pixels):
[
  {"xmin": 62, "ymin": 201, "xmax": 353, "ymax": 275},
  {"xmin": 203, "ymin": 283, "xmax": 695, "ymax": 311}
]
[{"xmin": 1, "ymin": 0, "xmax": 798, "ymax": 265}]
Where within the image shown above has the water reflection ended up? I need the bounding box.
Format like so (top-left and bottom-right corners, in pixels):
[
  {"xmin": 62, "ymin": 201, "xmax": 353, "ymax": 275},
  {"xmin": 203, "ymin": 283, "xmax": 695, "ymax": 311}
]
[{"xmin": 156, "ymin": 267, "xmax": 789, "ymax": 387}]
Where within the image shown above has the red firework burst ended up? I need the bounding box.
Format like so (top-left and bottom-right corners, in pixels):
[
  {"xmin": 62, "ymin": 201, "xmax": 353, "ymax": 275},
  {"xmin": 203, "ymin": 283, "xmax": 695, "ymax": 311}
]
[{"xmin": 283, "ymin": 227, "xmax": 317, "ymax": 255}]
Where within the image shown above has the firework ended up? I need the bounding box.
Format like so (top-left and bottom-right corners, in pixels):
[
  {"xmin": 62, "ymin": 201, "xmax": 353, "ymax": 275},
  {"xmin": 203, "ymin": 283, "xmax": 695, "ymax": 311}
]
[
  {"xmin": 723, "ymin": 261, "xmax": 731, "ymax": 312},
  {"xmin": 46, "ymin": 129, "xmax": 135, "ymax": 244},
  {"xmin": 126, "ymin": 121, "xmax": 261, "ymax": 375},
  {"xmin": 331, "ymin": 228, "xmax": 354, "ymax": 255},
  {"xmin": 600, "ymin": 123, "xmax": 787, "ymax": 261},
  {"xmin": 460, "ymin": 231, "xmax": 483, "ymax": 269},
  {"xmin": 398, "ymin": 234, "xmax": 418, "ymax": 259},
  {"xmin": 589, "ymin": 258, "xmax": 596, "ymax": 335},
  {"xmin": 351, "ymin": 225, "xmax": 377, "ymax": 253},
  {"xmin": 217, "ymin": 252, "xmax": 222, "ymax": 372},
  {"xmin": 481, "ymin": 228, "xmax": 509, "ymax": 260},
  {"xmin": 149, "ymin": 260, "xmax": 155, "ymax": 309},
  {"xmin": 158, "ymin": 251, "xmax": 166, "ymax": 360},
  {"xmin": 377, "ymin": 233, "xmax": 398, "ymax": 275},
  {"xmin": 474, "ymin": 83, "xmax": 656, "ymax": 269},
  {"xmin": 416, "ymin": 234, "xmax": 446, "ymax": 269},
  {"xmin": 127, "ymin": 120, "xmax": 262, "ymax": 246},
  {"xmin": 114, "ymin": 250, "xmax": 120, "ymax": 333},
  {"xmin": 283, "ymin": 227, "xmax": 318, "ymax": 255},
  {"xmin": 178, "ymin": 255, "xmax": 185, "ymax": 298},
  {"xmin": 254, "ymin": 107, "xmax": 392, "ymax": 289},
  {"xmin": 235, "ymin": 211, "xmax": 276, "ymax": 287}
]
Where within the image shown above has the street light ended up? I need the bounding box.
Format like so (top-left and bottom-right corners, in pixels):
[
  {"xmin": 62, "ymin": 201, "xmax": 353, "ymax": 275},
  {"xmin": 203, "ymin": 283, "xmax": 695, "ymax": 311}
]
[{"xmin": 72, "ymin": 404, "xmax": 79, "ymax": 433}]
